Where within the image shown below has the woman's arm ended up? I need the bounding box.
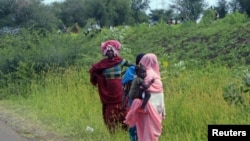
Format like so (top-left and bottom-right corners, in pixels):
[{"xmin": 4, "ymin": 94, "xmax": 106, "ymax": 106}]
[{"xmin": 140, "ymin": 78, "xmax": 154, "ymax": 89}]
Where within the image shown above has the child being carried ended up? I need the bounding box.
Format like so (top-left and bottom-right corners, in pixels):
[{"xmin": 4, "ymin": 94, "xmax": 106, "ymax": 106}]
[{"xmin": 128, "ymin": 64, "xmax": 154, "ymax": 113}]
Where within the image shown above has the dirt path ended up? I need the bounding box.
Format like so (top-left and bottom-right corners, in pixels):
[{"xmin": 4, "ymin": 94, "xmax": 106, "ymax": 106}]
[
  {"xmin": 0, "ymin": 101, "xmax": 68, "ymax": 141},
  {"xmin": 0, "ymin": 120, "xmax": 28, "ymax": 141}
]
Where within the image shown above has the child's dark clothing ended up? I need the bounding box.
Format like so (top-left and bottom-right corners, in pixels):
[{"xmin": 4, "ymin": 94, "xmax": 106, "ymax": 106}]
[{"xmin": 129, "ymin": 76, "xmax": 151, "ymax": 110}]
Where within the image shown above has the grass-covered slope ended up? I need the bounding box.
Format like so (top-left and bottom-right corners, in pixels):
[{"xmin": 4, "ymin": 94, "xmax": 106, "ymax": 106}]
[
  {"xmin": 114, "ymin": 14, "xmax": 250, "ymax": 67},
  {"xmin": 0, "ymin": 12, "xmax": 249, "ymax": 141},
  {"xmin": 0, "ymin": 12, "xmax": 249, "ymax": 77},
  {"xmin": 0, "ymin": 12, "xmax": 249, "ymax": 99}
]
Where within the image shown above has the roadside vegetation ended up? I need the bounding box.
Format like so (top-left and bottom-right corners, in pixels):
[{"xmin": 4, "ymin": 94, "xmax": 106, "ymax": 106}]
[{"xmin": 0, "ymin": 12, "xmax": 249, "ymax": 141}]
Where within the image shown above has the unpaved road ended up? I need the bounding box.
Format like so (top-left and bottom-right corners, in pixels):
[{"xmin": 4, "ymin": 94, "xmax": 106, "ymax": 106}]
[
  {"xmin": 0, "ymin": 101, "xmax": 68, "ymax": 141},
  {"xmin": 0, "ymin": 120, "xmax": 28, "ymax": 141}
]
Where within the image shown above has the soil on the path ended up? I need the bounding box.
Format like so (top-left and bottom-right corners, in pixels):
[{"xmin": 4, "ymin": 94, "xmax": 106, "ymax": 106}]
[
  {"xmin": 0, "ymin": 101, "xmax": 68, "ymax": 141},
  {"xmin": 0, "ymin": 120, "xmax": 28, "ymax": 141}
]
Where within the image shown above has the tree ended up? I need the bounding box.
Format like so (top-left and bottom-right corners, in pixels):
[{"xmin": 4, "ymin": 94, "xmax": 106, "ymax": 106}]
[
  {"xmin": 170, "ymin": 0, "xmax": 207, "ymax": 21},
  {"xmin": 228, "ymin": 0, "xmax": 250, "ymax": 16},
  {"xmin": 0, "ymin": 0, "xmax": 31, "ymax": 27},
  {"xmin": 84, "ymin": 0, "xmax": 136, "ymax": 27},
  {"xmin": 228, "ymin": 0, "xmax": 242, "ymax": 13},
  {"xmin": 214, "ymin": 0, "xmax": 228, "ymax": 19},
  {"xmin": 235, "ymin": 0, "xmax": 250, "ymax": 16},
  {"xmin": 0, "ymin": 0, "xmax": 60, "ymax": 31},
  {"xmin": 130, "ymin": 0, "xmax": 150, "ymax": 24},
  {"xmin": 16, "ymin": 0, "xmax": 60, "ymax": 31},
  {"xmin": 59, "ymin": 0, "xmax": 87, "ymax": 27},
  {"xmin": 59, "ymin": 0, "xmax": 134, "ymax": 27},
  {"xmin": 149, "ymin": 9, "xmax": 174, "ymax": 23},
  {"xmin": 199, "ymin": 9, "xmax": 217, "ymax": 25},
  {"xmin": 131, "ymin": 0, "xmax": 150, "ymax": 11}
]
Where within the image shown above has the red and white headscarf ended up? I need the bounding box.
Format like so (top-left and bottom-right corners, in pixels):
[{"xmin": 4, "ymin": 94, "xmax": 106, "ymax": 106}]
[{"xmin": 101, "ymin": 40, "xmax": 121, "ymax": 56}]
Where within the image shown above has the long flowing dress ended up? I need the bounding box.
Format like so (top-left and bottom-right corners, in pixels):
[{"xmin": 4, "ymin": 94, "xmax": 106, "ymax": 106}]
[
  {"xmin": 124, "ymin": 53, "xmax": 165, "ymax": 141},
  {"xmin": 90, "ymin": 56, "xmax": 128, "ymax": 132}
]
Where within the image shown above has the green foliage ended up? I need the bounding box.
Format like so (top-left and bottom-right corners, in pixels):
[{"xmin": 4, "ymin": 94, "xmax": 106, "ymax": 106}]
[
  {"xmin": 0, "ymin": 0, "xmax": 60, "ymax": 31},
  {"xmin": 60, "ymin": 0, "xmax": 87, "ymax": 27},
  {"xmin": 170, "ymin": 0, "xmax": 206, "ymax": 21},
  {"xmin": 236, "ymin": 0, "xmax": 250, "ymax": 16},
  {"xmin": 223, "ymin": 69, "xmax": 250, "ymax": 106},
  {"xmin": 0, "ymin": 30, "xmax": 91, "ymax": 97},
  {"xmin": 62, "ymin": 0, "xmax": 133, "ymax": 27},
  {"xmin": 199, "ymin": 9, "xmax": 217, "ymax": 26},
  {"xmin": 243, "ymin": 73, "xmax": 250, "ymax": 87},
  {"xmin": 149, "ymin": 9, "xmax": 174, "ymax": 23},
  {"xmin": 222, "ymin": 11, "xmax": 249, "ymax": 25},
  {"xmin": 101, "ymin": 26, "xmax": 127, "ymax": 43},
  {"xmin": 214, "ymin": 0, "xmax": 228, "ymax": 19},
  {"xmin": 2, "ymin": 65, "xmax": 249, "ymax": 140},
  {"xmin": 0, "ymin": 11, "xmax": 250, "ymax": 99},
  {"xmin": 0, "ymin": 4, "xmax": 250, "ymax": 141},
  {"xmin": 223, "ymin": 82, "xmax": 245, "ymax": 105},
  {"xmin": 0, "ymin": 0, "xmax": 17, "ymax": 27}
]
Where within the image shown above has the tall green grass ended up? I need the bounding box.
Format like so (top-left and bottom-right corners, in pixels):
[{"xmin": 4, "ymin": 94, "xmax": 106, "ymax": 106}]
[
  {"xmin": 163, "ymin": 66, "xmax": 249, "ymax": 141},
  {"xmin": 0, "ymin": 12, "xmax": 249, "ymax": 141},
  {"xmin": 3, "ymin": 65, "xmax": 249, "ymax": 141}
]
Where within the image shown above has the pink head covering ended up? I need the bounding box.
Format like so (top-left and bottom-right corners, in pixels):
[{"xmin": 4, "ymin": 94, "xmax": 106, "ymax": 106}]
[
  {"xmin": 139, "ymin": 53, "xmax": 163, "ymax": 92},
  {"xmin": 139, "ymin": 53, "xmax": 160, "ymax": 75},
  {"xmin": 101, "ymin": 40, "xmax": 121, "ymax": 56}
]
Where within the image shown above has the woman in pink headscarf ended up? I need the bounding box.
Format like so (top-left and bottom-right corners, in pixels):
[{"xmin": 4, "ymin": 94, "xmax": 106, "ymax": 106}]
[
  {"xmin": 89, "ymin": 40, "xmax": 131, "ymax": 133},
  {"xmin": 124, "ymin": 53, "xmax": 165, "ymax": 141}
]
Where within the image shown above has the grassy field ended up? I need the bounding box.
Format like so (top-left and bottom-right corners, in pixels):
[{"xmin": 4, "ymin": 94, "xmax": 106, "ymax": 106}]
[
  {"xmin": 0, "ymin": 12, "xmax": 249, "ymax": 141},
  {"xmin": 1, "ymin": 65, "xmax": 248, "ymax": 141}
]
